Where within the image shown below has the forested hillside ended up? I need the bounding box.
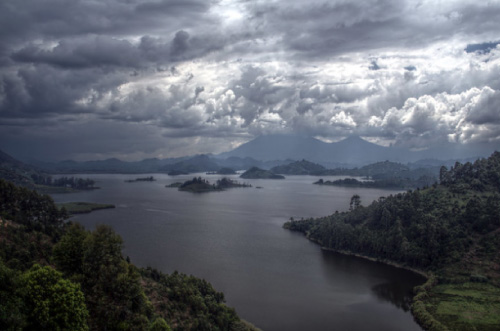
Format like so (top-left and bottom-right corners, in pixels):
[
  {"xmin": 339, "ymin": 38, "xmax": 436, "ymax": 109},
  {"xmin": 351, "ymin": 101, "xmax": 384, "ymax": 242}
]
[
  {"xmin": 285, "ymin": 152, "xmax": 500, "ymax": 330},
  {"xmin": 0, "ymin": 179, "xmax": 256, "ymax": 331}
]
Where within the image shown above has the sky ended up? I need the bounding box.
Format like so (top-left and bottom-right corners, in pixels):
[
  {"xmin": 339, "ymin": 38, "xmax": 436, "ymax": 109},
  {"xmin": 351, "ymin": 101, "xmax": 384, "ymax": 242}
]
[{"xmin": 0, "ymin": 0, "xmax": 499, "ymax": 161}]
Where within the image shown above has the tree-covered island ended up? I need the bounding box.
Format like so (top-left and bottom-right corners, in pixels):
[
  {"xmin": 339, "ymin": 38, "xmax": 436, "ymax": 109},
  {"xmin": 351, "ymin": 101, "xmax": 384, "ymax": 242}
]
[
  {"xmin": 125, "ymin": 176, "xmax": 156, "ymax": 183},
  {"xmin": 285, "ymin": 151, "xmax": 500, "ymax": 331},
  {"xmin": 175, "ymin": 177, "xmax": 252, "ymax": 193}
]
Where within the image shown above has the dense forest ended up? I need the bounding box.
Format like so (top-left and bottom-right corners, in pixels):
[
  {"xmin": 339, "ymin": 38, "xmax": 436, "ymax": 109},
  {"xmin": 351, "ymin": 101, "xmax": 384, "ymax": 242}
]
[
  {"xmin": 0, "ymin": 179, "xmax": 256, "ymax": 330},
  {"xmin": 285, "ymin": 152, "xmax": 500, "ymax": 330}
]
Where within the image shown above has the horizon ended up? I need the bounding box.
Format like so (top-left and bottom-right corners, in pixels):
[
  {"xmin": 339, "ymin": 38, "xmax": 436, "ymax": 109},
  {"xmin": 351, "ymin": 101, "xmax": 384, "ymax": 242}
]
[{"xmin": 6, "ymin": 133, "xmax": 497, "ymax": 164}]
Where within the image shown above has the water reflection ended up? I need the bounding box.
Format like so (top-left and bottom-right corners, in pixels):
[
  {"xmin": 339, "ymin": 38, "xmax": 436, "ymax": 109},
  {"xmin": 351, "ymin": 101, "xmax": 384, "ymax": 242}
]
[
  {"xmin": 372, "ymin": 282, "xmax": 414, "ymax": 312},
  {"xmin": 53, "ymin": 173, "xmax": 424, "ymax": 331},
  {"xmin": 320, "ymin": 250, "xmax": 424, "ymax": 312}
]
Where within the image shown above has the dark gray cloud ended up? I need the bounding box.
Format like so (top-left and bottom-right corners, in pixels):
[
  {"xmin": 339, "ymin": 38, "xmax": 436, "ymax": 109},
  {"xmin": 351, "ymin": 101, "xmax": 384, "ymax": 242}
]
[{"xmin": 0, "ymin": 0, "xmax": 500, "ymax": 160}]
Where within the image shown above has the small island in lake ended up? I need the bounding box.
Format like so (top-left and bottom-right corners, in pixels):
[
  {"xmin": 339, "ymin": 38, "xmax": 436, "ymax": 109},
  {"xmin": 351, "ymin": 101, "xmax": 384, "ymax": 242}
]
[
  {"xmin": 240, "ymin": 167, "xmax": 285, "ymax": 179},
  {"xmin": 177, "ymin": 177, "xmax": 251, "ymax": 193},
  {"xmin": 57, "ymin": 202, "xmax": 115, "ymax": 214},
  {"xmin": 125, "ymin": 176, "xmax": 155, "ymax": 183}
]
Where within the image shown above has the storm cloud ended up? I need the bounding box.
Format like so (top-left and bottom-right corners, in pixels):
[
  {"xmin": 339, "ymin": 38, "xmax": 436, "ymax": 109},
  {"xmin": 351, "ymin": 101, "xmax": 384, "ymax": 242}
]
[{"xmin": 0, "ymin": 0, "xmax": 499, "ymax": 160}]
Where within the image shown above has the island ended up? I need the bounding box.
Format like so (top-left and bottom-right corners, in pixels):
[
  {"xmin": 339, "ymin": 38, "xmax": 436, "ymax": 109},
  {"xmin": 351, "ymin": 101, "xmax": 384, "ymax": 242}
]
[
  {"xmin": 240, "ymin": 167, "xmax": 285, "ymax": 179},
  {"xmin": 124, "ymin": 176, "xmax": 155, "ymax": 183},
  {"xmin": 57, "ymin": 202, "xmax": 115, "ymax": 214},
  {"xmin": 177, "ymin": 177, "xmax": 252, "ymax": 193}
]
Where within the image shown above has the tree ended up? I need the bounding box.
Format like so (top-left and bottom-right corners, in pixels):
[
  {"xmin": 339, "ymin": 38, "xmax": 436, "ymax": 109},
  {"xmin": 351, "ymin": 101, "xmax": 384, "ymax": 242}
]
[
  {"xmin": 18, "ymin": 264, "xmax": 88, "ymax": 331},
  {"xmin": 81, "ymin": 225, "xmax": 151, "ymax": 330},
  {"xmin": 53, "ymin": 223, "xmax": 89, "ymax": 276},
  {"xmin": 349, "ymin": 194, "xmax": 361, "ymax": 211},
  {"xmin": 150, "ymin": 317, "xmax": 171, "ymax": 331},
  {"xmin": 0, "ymin": 261, "xmax": 24, "ymax": 330}
]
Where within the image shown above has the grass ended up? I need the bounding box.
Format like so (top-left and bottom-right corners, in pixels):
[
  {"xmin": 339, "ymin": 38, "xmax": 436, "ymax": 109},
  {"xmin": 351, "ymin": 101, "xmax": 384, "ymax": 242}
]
[
  {"xmin": 426, "ymin": 282, "xmax": 500, "ymax": 331},
  {"xmin": 57, "ymin": 202, "xmax": 115, "ymax": 214}
]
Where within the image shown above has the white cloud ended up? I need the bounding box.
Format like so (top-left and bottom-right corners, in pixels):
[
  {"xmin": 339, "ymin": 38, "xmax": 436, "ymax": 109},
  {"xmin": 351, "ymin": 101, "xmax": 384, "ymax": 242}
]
[{"xmin": 1, "ymin": 0, "xmax": 500, "ymax": 159}]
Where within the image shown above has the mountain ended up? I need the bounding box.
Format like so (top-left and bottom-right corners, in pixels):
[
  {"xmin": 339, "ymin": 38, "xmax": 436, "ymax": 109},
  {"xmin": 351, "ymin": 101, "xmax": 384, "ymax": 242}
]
[
  {"xmin": 240, "ymin": 167, "xmax": 285, "ymax": 179},
  {"xmin": 160, "ymin": 155, "xmax": 220, "ymax": 173},
  {"xmin": 270, "ymin": 160, "xmax": 326, "ymax": 175},
  {"xmin": 219, "ymin": 134, "xmax": 496, "ymax": 166},
  {"xmin": 31, "ymin": 156, "xmax": 189, "ymax": 174},
  {"xmin": 27, "ymin": 154, "xmax": 292, "ymax": 175},
  {"xmin": 327, "ymin": 135, "xmax": 402, "ymax": 164},
  {"xmin": 0, "ymin": 148, "xmax": 45, "ymax": 187},
  {"xmin": 219, "ymin": 134, "xmax": 400, "ymax": 164},
  {"xmin": 218, "ymin": 134, "xmax": 330, "ymax": 162}
]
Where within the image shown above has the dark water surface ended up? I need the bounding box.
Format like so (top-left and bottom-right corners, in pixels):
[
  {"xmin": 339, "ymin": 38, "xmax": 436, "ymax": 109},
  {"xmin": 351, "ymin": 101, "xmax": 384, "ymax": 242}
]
[{"xmin": 52, "ymin": 174, "xmax": 424, "ymax": 331}]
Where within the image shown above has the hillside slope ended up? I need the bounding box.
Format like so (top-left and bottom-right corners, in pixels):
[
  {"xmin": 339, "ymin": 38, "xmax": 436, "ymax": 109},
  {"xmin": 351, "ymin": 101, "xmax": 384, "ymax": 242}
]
[
  {"xmin": 0, "ymin": 179, "xmax": 257, "ymax": 331},
  {"xmin": 285, "ymin": 152, "xmax": 500, "ymax": 330}
]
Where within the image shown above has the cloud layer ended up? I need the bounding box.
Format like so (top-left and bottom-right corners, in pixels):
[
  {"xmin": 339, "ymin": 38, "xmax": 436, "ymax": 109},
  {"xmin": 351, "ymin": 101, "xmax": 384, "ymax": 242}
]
[{"xmin": 0, "ymin": 0, "xmax": 499, "ymax": 160}]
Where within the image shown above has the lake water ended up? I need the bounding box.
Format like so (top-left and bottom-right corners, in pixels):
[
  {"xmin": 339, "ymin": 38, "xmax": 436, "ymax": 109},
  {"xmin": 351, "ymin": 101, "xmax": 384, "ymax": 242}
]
[{"xmin": 51, "ymin": 173, "xmax": 424, "ymax": 331}]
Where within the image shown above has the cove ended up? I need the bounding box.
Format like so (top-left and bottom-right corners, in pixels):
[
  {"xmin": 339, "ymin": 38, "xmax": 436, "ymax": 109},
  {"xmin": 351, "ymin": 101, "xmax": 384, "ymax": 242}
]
[{"xmin": 51, "ymin": 173, "xmax": 424, "ymax": 331}]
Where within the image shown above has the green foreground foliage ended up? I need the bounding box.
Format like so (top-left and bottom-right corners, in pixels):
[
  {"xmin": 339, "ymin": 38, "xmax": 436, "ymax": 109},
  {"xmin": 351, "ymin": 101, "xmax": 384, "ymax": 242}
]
[
  {"xmin": 0, "ymin": 179, "xmax": 255, "ymax": 330},
  {"xmin": 285, "ymin": 151, "xmax": 500, "ymax": 330}
]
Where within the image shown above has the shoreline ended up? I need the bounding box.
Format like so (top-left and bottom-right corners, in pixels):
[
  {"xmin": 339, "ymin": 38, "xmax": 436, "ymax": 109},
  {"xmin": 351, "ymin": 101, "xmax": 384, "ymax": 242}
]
[
  {"xmin": 320, "ymin": 245, "xmax": 429, "ymax": 279},
  {"xmin": 303, "ymin": 234, "xmax": 442, "ymax": 331},
  {"xmin": 304, "ymin": 234, "xmax": 430, "ymax": 279}
]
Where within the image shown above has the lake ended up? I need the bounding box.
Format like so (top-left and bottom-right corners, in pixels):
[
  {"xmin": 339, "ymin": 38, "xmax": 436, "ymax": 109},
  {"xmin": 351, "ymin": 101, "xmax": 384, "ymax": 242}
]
[{"xmin": 51, "ymin": 173, "xmax": 424, "ymax": 331}]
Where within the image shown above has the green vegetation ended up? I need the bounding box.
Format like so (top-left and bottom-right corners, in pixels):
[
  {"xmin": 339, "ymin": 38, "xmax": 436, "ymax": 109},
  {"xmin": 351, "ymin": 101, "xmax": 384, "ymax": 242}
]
[
  {"xmin": 240, "ymin": 167, "xmax": 285, "ymax": 179},
  {"xmin": 56, "ymin": 202, "xmax": 115, "ymax": 214},
  {"xmin": 285, "ymin": 152, "xmax": 500, "ymax": 330},
  {"xmin": 0, "ymin": 178, "xmax": 256, "ymax": 330},
  {"xmin": 269, "ymin": 159, "xmax": 438, "ymax": 188},
  {"xmin": 178, "ymin": 177, "xmax": 251, "ymax": 193},
  {"xmin": 428, "ymin": 283, "xmax": 500, "ymax": 330}
]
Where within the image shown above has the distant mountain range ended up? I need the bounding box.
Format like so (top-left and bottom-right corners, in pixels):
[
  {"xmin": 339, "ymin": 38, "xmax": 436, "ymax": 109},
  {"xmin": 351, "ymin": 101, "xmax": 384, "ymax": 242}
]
[
  {"xmin": 27, "ymin": 153, "xmax": 289, "ymax": 174},
  {"xmin": 217, "ymin": 134, "xmax": 496, "ymax": 165},
  {"xmin": 9, "ymin": 134, "xmax": 495, "ymax": 174}
]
